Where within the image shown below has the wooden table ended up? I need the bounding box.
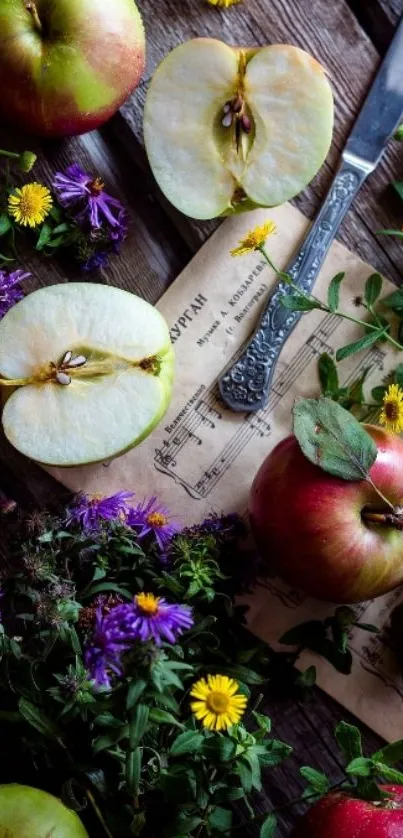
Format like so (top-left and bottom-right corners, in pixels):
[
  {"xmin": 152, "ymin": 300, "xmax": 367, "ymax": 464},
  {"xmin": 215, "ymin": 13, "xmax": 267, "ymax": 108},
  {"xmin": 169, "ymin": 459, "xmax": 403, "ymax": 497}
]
[{"xmin": 1, "ymin": 0, "xmax": 403, "ymax": 833}]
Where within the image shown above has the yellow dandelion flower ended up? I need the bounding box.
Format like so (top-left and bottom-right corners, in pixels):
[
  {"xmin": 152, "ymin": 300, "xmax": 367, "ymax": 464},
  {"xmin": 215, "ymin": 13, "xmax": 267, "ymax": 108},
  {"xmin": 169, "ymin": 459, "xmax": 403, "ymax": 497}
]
[
  {"xmin": 8, "ymin": 183, "xmax": 53, "ymax": 228},
  {"xmin": 379, "ymin": 383, "xmax": 403, "ymax": 434},
  {"xmin": 230, "ymin": 220, "xmax": 276, "ymax": 257},
  {"xmin": 190, "ymin": 674, "xmax": 247, "ymax": 731},
  {"xmin": 207, "ymin": 0, "xmax": 241, "ymax": 6}
]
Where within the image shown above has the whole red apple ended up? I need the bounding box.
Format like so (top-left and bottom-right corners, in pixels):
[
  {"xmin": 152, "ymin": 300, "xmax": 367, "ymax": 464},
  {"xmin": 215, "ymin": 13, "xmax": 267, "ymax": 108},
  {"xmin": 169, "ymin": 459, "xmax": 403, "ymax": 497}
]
[
  {"xmin": 0, "ymin": 0, "xmax": 145, "ymax": 137},
  {"xmin": 291, "ymin": 786, "xmax": 403, "ymax": 838},
  {"xmin": 249, "ymin": 425, "xmax": 403, "ymax": 603}
]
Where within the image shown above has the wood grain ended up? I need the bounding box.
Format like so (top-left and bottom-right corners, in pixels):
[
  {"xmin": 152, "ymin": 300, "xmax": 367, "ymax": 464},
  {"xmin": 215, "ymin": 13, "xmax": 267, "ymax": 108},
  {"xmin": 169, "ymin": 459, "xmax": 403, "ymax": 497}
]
[{"xmin": 118, "ymin": 0, "xmax": 403, "ymax": 283}]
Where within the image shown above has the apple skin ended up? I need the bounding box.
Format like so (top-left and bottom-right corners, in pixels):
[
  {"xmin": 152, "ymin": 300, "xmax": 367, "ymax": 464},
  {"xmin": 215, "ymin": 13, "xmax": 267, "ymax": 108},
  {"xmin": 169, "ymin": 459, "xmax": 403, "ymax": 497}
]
[
  {"xmin": 249, "ymin": 425, "xmax": 403, "ymax": 603},
  {"xmin": 0, "ymin": 784, "xmax": 88, "ymax": 837},
  {"xmin": 0, "ymin": 0, "xmax": 145, "ymax": 137},
  {"xmin": 290, "ymin": 787, "xmax": 403, "ymax": 838}
]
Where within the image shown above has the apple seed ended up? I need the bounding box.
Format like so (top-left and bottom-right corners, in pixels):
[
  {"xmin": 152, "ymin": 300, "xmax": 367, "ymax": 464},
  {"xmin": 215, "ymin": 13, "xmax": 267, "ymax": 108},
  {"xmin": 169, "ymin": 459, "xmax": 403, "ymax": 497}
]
[{"xmin": 55, "ymin": 371, "xmax": 72, "ymax": 386}]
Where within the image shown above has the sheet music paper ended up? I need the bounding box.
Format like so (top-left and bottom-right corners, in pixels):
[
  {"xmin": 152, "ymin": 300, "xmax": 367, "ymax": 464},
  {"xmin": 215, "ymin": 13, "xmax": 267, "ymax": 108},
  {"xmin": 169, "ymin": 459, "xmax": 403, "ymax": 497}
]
[{"xmin": 48, "ymin": 204, "xmax": 403, "ymax": 742}]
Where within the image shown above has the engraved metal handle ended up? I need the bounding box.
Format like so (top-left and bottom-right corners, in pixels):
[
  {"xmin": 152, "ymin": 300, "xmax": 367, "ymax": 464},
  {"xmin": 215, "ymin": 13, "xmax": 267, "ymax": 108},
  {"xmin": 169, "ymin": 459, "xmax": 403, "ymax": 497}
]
[{"xmin": 218, "ymin": 156, "xmax": 371, "ymax": 413}]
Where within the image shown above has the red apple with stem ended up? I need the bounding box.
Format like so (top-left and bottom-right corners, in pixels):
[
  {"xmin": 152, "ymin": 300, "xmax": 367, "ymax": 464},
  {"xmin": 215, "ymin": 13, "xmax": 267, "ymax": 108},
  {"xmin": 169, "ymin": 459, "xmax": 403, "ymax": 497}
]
[
  {"xmin": 291, "ymin": 786, "xmax": 403, "ymax": 838},
  {"xmin": 0, "ymin": 0, "xmax": 145, "ymax": 137},
  {"xmin": 249, "ymin": 423, "xmax": 403, "ymax": 603}
]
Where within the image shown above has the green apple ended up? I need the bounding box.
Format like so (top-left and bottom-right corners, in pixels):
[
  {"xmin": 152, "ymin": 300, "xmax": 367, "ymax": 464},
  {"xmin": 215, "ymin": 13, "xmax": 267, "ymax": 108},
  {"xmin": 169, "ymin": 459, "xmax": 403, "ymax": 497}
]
[
  {"xmin": 0, "ymin": 0, "xmax": 145, "ymax": 137},
  {"xmin": 144, "ymin": 38, "xmax": 334, "ymax": 220},
  {"xmin": 0, "ymin": 283, "xmax": 174, "ymax": 467},
  {"xmin": 0, "ymin": 784, "xmax": 88, "ymax": 837}
]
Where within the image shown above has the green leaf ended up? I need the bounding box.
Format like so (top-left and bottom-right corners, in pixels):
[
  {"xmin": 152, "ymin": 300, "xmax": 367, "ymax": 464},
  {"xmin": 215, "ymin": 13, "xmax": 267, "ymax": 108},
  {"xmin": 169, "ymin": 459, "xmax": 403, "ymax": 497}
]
[
  {"xmin": 327, "ymin": 272, "xmax": 345, "ymax": 312},
  {"xmin": 129, "ymin": 704, "xmax": 149, "ymax": 749},
  {"xmin": 258, "ymin": 740, "xmax": 292, "ymax": 767},
  {"xmin": 393, "ymin": 181, "xmax": 403, "ymax": 201},
  {"xmin": 297, "ymin": 665, "xmax": 317, "ymax": 688},
  {"xmin": 395, "ymin": 364, "xmax": 403, "ymax": 386},
  {"xmin": 35, "ymin": 222, "xmax": 52, "ymax": 251},
  {"xmin": 364, "ymin": 273, "xmax": 383, "ymax": 306},
  {"xmin": 280, "ymin": 620, "xmax": 325, "ymax": 647},
  {"xmin": 126, "ymin": 679, "xmax": 147, "ymax": 710},
  {"xmin": 253, "ymin": 712, "xmax": 272, "ymax": 734},
  {"xmin": 92, "ymin": 726, "xmax": 129, "ymax": 753},
  {"xmin": 293, "ymin": 397, "xmax": 377, "ymax": 481},
  {"xmin": 299, "ymin": 766, "xmax": 330, "ymax": 793},
  {"xmin": 18, "ymin": 698, "xmax": 62, "ymax": 739},
  {"xmin": 236, "ymin": 760, "xmax": 253, "ymax": 793},
  {"xmin": 318, "ymin": 353, "xmax": 339, "ymax": 396},
  {"xmin": 0, "ymin": 213, "xmax": 11, "ymax": 236},
  {"xmin": 208, "ymin": 806, "xmax": 233, "ymax": 831},
  {"xmin": 82, "ymin": 582, "xmax": 132, "ymax": 600},
  {"xmin": 281, "ymin": 294, "xmax": 320, "ymax": 312},
  {"xmin": 148, "ymin": 708, "xmax": 183, "ymax": 728},
  {"xmin": 372, "ymin": 740, "xmax": 403, "ymax": 765},
  {"xmin": 126, "ymin": 748, "xmax": 142, "ymax": 796},
  {"xmin": 170, "ymin": 730, "xmax": 204, "ymax": 756},
  {"xmin": 371, "ymin": 386, "xmax": 387, "ymax": 403},
  {"xmin": 335, "ymin": 722, "xmax": 363, "ymax": 762},
  {"xmin": 206, "ymin": 663, "xmax": 264, "ymax": 685},
  {"xmin": 355, "ymin": 622, "xmax": 378, "ymax": 633},
  {"xmin": 378, "ymin": 229, "xmax": 403, "ymax": 239},
  {"xmin": 346, "ymin": 757, "xmax": 375, "ymax": 777},
  {"xmin": 336, "ymin": 329, "xmax": 385, "ymax": 362},
  {"xmin": 382, "ymin": 287, "xmax": 403, "ymax": 313},
  {"xmin": 374, "ymin": 763, "xmax": 403, "ymax": 784},
  {"xmin": 260, "ymin": 813, "xmax": 277, "ymax": 838}
]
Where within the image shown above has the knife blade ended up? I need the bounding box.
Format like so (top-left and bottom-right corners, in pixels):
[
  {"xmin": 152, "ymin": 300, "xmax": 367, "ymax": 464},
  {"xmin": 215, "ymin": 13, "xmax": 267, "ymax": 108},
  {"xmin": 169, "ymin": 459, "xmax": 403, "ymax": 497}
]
[{"xmin": 219, "ymin": 15, "xmax": 403, "ymax": 414}]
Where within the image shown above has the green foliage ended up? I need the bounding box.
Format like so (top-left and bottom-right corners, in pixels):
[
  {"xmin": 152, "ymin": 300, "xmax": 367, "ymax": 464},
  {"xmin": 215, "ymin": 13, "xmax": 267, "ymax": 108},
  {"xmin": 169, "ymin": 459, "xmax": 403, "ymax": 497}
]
[{"xmin": 293, "ymin": 397, "xmax": 377, "ymax": 481}]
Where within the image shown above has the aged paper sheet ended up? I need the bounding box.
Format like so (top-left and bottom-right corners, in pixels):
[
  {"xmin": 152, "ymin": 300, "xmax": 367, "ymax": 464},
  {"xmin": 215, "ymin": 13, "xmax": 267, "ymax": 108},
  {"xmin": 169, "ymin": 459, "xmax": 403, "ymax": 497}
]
[{"xmin": 48, "ymin": 204, "xmax": 403, "ymax": 742}]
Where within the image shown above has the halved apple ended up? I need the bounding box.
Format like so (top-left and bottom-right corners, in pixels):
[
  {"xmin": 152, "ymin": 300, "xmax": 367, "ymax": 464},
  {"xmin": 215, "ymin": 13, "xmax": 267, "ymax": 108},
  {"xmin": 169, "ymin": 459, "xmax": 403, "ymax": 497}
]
[
  {"xmin": 0, "ymin": 283, "xmax": 174, "ymax": 466},
  {"xmin": 144, "ymin": 39, "xmax": 334, "ymax": 220}
]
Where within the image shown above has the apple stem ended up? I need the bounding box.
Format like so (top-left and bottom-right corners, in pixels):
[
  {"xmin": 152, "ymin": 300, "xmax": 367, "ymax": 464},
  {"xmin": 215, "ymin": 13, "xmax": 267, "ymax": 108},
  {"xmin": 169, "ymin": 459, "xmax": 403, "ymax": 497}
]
[
  {"xmin": 362, "ymin": 510, "xmax": 403, "ymax": 530},
  {"xmin": 25, "ymin": 2, "xmax": 43, "ymax": 33}
]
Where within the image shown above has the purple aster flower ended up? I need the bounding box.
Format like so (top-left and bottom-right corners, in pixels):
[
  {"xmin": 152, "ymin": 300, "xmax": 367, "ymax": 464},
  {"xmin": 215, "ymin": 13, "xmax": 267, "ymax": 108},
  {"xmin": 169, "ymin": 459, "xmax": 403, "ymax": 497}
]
[
  {"xmin": 127, "ymin": 496, "xmax": 180, "ymax": 550},
  {"xmin": 108, "ymin": 593, "xmax": 194, "ymax": 646},
  {"xmin": 0, "ymin": 269, "xmax": 31, "ymax": 318},
  {"xmin": 67, "ymin": 491, "xmax": 134, "ymax": 531},
  {"xmin": 82, "ymin": 251, "xmax": 110, "ymax": 272},
  {"xmin": 53, "ymin": 164, "xmax": 126, "ymax": 231},
  {"xmin": 85, "ymin": 608, "xmax": 130, "ymax": 689}
]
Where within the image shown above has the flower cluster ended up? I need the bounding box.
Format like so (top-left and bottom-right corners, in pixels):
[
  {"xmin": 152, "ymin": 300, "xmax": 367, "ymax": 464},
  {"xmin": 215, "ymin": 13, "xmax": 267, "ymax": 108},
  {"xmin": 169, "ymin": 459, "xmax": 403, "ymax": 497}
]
[
  {"xmin": 0, "ymin": 268, "xmax": 31, "ymax": 317},
  {"xmin": 0, "ymin": 149, "xmax": 128, "ymax": 274},
  {"xmin": 52, "ymin": 164, "xmax": 128, "ymax": 271},
  {"xmin": 85, "ymin": 593, "xmax": 194, "ymax": 687}
]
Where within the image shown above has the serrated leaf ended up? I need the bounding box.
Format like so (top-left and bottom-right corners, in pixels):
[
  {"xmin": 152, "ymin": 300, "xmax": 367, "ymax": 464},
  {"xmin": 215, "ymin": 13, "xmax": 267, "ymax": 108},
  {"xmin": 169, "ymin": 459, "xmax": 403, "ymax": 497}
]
[
  {"xmin": 260, "ymin": 813, "xmax": 277, "ymax": 838},
  {"xmin": 170, "ymin": 730, "xmax": 204, "ymax": 756},
  {"xmin": 126, "ymin": 747, "xmax": 142, "ymax": 796},
  {"xmin": 372, "ymin": 740, "xmax": 403, "ymax": 765},
  {"xmin": 335, "ymin": 722, "xmax": 363, "ymax": 762},
  {"xmin": 336, "ymin": 328, "xmax": 385, "ymax": 362},
  {"xmin": 364, "ymin": 273, "xmax": 383, "ymax": 306},
  {"xmin": 129, "ymin": 704, "xmax": 149, "ymax": 749},
  {"xmin": 346, "ymin": 757, "xmax": 375, "ymax": 777},
  {"xmin": 259, "ymin": 740, "xmax": 292, "ymax": 767},
  {"xmin": 318, "ymin": 353, "xmax": 339, "ymax": 395},
  {"xmin": 327, "ymin": 272, "xmax": 345, "ymax": 312},
  {"xmin": 300, "ymin": 766, "xmax": 330, "ymax": 793},
  {"xmin": 293, "ymin": 397, "xmax": 377, "ymax": 481},
  {"xmin": 281, "ymin": 294, "xmax": 320, "ymax": 312},
  {"xmin": 19, "ymin": 698, "xmax": 62, "ymax": 739}
]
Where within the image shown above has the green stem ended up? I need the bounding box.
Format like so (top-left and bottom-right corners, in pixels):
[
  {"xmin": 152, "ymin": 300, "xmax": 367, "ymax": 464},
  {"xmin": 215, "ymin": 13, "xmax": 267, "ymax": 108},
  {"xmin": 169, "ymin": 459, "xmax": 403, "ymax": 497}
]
[
  {"xmin": 226, "ymin": 781, "xmax": 345, "ymax": 833},
  {"xmin": 366, "ymin": 478, "xmax": 395, "ymax": 511},
  {"xmin": 0, "ymin": 150, "xmax": 19, "ymax": 161}
]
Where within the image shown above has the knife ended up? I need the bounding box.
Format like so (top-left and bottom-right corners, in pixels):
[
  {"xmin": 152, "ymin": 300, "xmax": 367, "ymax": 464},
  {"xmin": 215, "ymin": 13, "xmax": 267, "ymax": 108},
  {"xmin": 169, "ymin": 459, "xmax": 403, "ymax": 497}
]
[{"xmin": 219, "ymin": 15, "xmax": 403, "ymax": 413}]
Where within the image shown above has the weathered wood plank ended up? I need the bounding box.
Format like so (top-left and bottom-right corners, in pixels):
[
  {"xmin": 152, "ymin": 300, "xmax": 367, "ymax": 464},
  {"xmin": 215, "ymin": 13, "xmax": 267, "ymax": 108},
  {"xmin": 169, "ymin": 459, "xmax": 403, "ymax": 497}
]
[{"xmin": 118, "ymin": 0, "xmax": 403, "ymax": 283}]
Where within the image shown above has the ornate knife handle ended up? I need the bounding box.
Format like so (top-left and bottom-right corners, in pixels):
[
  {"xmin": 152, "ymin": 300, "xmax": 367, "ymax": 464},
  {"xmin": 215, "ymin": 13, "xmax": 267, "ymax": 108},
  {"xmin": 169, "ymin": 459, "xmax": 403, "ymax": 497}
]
[{"xmin": 218, "ymin": 157, "xmax": 370, "ymax": 413}]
